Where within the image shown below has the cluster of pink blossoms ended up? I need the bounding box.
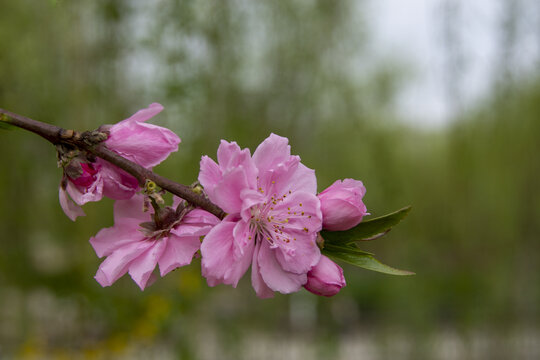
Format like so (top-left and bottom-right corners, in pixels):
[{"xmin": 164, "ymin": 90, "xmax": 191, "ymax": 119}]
[
  {"xmin": 198, "ymin": 135, "xmax": 366, "ymax": 297},
  {"xmin": 61, "ymin": 104, "xmax": 367, "ymax": 298},
  {"xmin": 59, "ymin": 103, "xmax": 180, "ymax": 220}
]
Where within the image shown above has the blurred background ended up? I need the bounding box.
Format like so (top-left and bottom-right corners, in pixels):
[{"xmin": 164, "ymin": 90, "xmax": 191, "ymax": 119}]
[{"xmin": 1, "ymin": 0, "xmax": 539, "ymax": 359}]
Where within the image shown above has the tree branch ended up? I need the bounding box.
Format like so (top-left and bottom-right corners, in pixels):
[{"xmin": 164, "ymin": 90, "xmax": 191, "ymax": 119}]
[{"xmin": 0, "ymin": 107, "xmax": 226, "ymax": 219}]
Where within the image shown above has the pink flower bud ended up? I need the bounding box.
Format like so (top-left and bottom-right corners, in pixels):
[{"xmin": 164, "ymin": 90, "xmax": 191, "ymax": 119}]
[
  {"xmin": 318, "ymin": 179, "xmax": 367, "ymax": 231},
  {"xmin": 304, "ymin": 255, "xmax": 345, "ymax": 297},
  {"xmin": 58, "ymin": 103, "xmax": 181, "ymax": 221}
]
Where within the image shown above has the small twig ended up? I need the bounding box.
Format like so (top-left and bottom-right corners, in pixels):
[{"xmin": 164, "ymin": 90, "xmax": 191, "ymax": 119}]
[{"xmin": 0, "ymin": 107, "xmax": 226, "ymax": 219}]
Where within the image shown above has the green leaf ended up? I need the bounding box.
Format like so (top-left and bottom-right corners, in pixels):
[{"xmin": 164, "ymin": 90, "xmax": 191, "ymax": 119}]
[
  {"xmin": 323, "ymin": 243, "xmax": 415, "ymax": 276},
  {"xmin": 335, "ymin": 241, "xmax": 375, "ymax": 255},
  {"xmin": 320, "ymin": 206, "xmax": 411, "ymax": 245}
]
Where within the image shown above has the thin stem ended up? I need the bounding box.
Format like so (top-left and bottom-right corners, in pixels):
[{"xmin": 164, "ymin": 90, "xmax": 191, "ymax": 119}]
[
  {"xmin": 0, "ymin": 107, "xmax": 226, "ymax": 219},
  {"xmin": 0, "ymin": 108, "xmax": 63, "ymax": 143}
]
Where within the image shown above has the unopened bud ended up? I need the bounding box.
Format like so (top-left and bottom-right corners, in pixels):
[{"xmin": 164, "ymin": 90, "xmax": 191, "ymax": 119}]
[
  {"xmin": 318, "ymin": 179, "xmax": 367, "ymax": 231},
  {"xmin": 304, "ymin": 255, "xmax": 346, "ymax": 297}
]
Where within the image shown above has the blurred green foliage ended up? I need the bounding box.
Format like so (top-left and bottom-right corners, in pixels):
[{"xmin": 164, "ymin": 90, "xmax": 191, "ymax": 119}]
[{"xmin": 0, "ymin": 0, "xmax": 539, "ymax": 358}]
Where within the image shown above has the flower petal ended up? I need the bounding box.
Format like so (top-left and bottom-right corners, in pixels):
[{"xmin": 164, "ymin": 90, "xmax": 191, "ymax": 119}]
[
  {"xmin": 129, "ymin": 239, "xmax": 167, "ymax": 290},
  {"xmin": 158, "ymin": 233, "xmax": 201, "ymax": 276},
  {"xmin": 239, "ymin": 188, "xmax": 266, "ymax": 222},
  {"xmin": 89, "ymin": 219, "xmax": 145, "ymax": 258},
  {"xmin": 255, "ymin": 155, "xmax": 317, "ymax": 200},
  {"xmin": 123, "ymin": 102, "xmax": 164, "ymax": 123},
  {"xmin": 278, "ymin": 162, "xmax": 317, "ymax": 195},
  {"xmin": 113, "ymin": 194, "xmax": 150, "ymax": 224},
  {"xmin": 274, "ymin": 230, "xmax": 320, "ymax": 275},
  {"xmin": 198, "ymin": 155, "xmax": 222, "ymax": 199},
  {"xmin": 232, "ymin": 219, "xmax": 256, "ymax": 260},
  {"xmin": 106, "ymin": 104, "xmax": 180, "ymax": 169},
  {"xmin": 217, "ymin": 141, "xmax": 247, "ymax": 170},
  {"xmin": 252, "ymin": 133, "xmax": 291, "ymax": 173},
  {"xmin": 271, "ymin": 191, "xmax": 322, "ymax": 233},
  {"xmin": 268, "ymin": 191, "xmax": 321, "ymax": 273},
  {"xmin": 94, "ymin": 241, "xmax": 152, "ymax": 287},
  {"xmin": 258, "ymin": 240, "xmax": 307, "ymax": 294},
  {"xmin": 251, "ymin": 241, "xmax": 274, "ymax": 298},
  {"xmin": 66, "ymin": 175, "xmax": 103, "ymax": 205},
  {"xmin": 199, "ymin": 140, "xmax": 258, "ymax": 212},
  {"xmin": 171, "ymin": 209, "xmax": 220, "ymax": 237},
  {"xmin": 59, "ymin": 187, "xmax": 85, "ymax": 221},
  {"xmin": 99, "ymin": 161, "xmax": 139, "ymax": 200},
  {"xmin": 319, "ymin": 179, "xmax": 366, "ymax": 199},
  {"xmin": 182, "ymin": 208, "xmax": 220, "ymax": 226},
  {"xmin": 216, "ymin": 141, "xmax": 257, "ymax": 182},
  {"xmin": 211, "ymin": 166, "xmax": 251, "ymax": 214},
  {"xmin": 201, "ymin": 218, "xmax": 253, "ymax": 287},
  {"xmin": 320, "ymin": 198, "xmax": 366, "ymax": 231}
]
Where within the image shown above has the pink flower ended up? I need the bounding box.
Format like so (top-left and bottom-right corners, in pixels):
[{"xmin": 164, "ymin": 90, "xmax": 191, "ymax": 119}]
[
  {"xmin": 304, "ymin": 255, "xmax": 346, "ymax": 297},
  {"xmin": 199, "ymin": 134, "xmax": 322, "ymax": 298},
  {"xmin": 90, "ymin": 194, "xmax": 219, "ymax": 290},
  {"xmin": 318, "ymin": 179, "xmax": 367, "ymax": 231},
  {"xmin": 59, "ymin": 103, "xmax": 180, "ymax": 221}
]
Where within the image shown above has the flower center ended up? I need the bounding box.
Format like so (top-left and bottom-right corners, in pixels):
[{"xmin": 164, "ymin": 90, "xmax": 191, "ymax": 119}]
[
  {"xmin": 249, "ymin": 206, "xmax": 272, "ymax": 244},
  {"xmin": 248, "ymin": 190, "xmax": 301, "ymax": 248}
]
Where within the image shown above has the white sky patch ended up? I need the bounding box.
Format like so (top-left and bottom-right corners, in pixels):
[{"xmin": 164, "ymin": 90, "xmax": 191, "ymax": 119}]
[
  {"xmin": 365, "ymin": 0, "xmax": 539, "ymax": 128},
  {"xmin": 365, "ymin": 0, "xmax": 498, "ymax": 127}
]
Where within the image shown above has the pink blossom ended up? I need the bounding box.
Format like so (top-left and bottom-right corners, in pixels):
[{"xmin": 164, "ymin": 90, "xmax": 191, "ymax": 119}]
[
  {"xmin": 199, "ymin": 134, "xmax": 322, "ymax": 298},
  {"xmin": 60, "ymin": 103, "xmax": 180, "ymax": 221},
  {"xmin": 90, "ymin": 194, "xmax": 219, "ymax": 290},
  {"xmin": 304, "ymin": 255, "xmax": 346, "ymax": 297},
  {"xmin": 318, "ymin": 178, "xmax": 367, "ymax": 231}
]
